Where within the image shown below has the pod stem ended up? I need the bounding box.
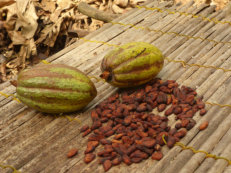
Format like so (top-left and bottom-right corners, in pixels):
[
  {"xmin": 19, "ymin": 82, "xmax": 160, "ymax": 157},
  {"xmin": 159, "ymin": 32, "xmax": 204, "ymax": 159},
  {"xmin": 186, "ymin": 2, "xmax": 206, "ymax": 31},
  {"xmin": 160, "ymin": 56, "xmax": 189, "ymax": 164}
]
[
  {"xmin": 99, "ymin": 71, "xmax": 111, "ymax": 81},
  {"xmin": 10, "ymin": 80, "xmax": 17, "ymax": 87}
]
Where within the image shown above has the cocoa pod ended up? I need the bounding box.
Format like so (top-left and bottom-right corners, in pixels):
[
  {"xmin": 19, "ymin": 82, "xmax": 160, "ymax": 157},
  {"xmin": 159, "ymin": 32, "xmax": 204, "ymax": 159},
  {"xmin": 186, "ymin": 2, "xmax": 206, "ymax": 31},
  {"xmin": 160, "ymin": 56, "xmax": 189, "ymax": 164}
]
[
  {"xmin": 100, "ymin": 42, "xmax": 164, "ymax": 87},
  {"xmin": 16, "ymin": 64, "xmax": 97, "ymax": 113}
]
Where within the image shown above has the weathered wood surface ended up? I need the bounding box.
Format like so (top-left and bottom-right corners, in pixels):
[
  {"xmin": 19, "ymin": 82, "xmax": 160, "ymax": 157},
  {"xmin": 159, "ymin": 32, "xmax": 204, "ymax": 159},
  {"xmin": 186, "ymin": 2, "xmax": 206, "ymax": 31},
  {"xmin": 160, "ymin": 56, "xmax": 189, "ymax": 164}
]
[{"xmin": 1, "ymin": 0, "xmax": 231, "ymax": 172}]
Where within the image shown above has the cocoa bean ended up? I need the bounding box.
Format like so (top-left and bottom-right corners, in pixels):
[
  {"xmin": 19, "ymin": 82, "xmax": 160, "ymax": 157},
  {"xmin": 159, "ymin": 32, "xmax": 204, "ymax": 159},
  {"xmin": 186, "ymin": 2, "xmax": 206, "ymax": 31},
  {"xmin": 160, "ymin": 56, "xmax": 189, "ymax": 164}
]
[
  {"xmin": 100, "ymin": 139, "xmax": 112, "ymax": 145},
  {"xmin": 166, "ymin": 95, "xmax": 172, "ymax": 105},
  {"xmin": 165, "ymin": 106, "xmax": 173, "ymax": 116},
  {"xmin": 200, "ymin": 109, "xmax": 207, "ymax": 116},
  {"xmin": 88, "ymin": 134, "xmax": 104, "ymax": 141},
  {"xmin": 169, "ymin": 128, "xmax": 177, "ymax": 136},
  {"xmin": 181, "ymin": 119, "xmax": 189, "ymax": 128},
  {"xmin": 97, "ymin": 150, "xmax": 111, "ymax": 157},
  {"xmin": 199, "ymin": 121, "xmax": 209, "ymax": 131},
  {"xmin": 112, "ymin": 156, "xmax": 122, "ymax": 165},
  {"xmin": 101, "ymin": 109, "xmax": 112, "ymax": 117},
  {"xmin": 141, "ymin": 138, "xmax": 156, "ymax": 148},
  {"xmin": 145, "ymin": 85, "xmax": 152, "ymax": 93},
  {"xmin": 80, "ymin": 125, "xmax": 89, "ymax": 133},
  {"xmin": 136, "ymin": 145, "xmax": 154, "ymax": 156},
  {"xmin": 157, "ymin": 104, "xmax": 166, "ymax": 112},
  {"xmin": 174, "ymin": 129, "xmax": 187, "ymax": 138},
  {"xmin": 67, "ymin": 148, "xmax": 78, "ymax": 158},
  {"xmin": 167, "ymin": 136, "xmax": 176, "ymax": 148},
  {"xmin": 100, "ymin": 117, "xmax": 108, "ymax": 123},
  {"xmin": 137, "ymin": 103, "xmax": 147, "ymax": 112},
  {"xmin": 156, "ymin": 92, "xmax": 167, "ymax": 104},
  {"xmin": 100, "ymin": 125, "xmax": 112, "ymax": 133},
  {"xmin": 131, "ymin": 157, "xmax": 143, "ymax": 163},
  {"xmin": 175, "ymin": 123, "xmax": 182, "ymax": 129},
  {"xmin": 84, "ymin": 153, "xmax": 96, "ymax": 163},
  {"xmin": 148, "ymin": 92, "xmax": 158, "ymax": 101},
  {"xmin": 151, "ymin": 151, "xmax": 163, "ymax": 160},
  {"xmin": 91, "ymin": 110, "xmax": 99, "ymax": 121},
  {"xmin": 103, "ymin": 160, "xmax": 112, "ymax": 172},
  {"xmin": 173, "ymin": 105, "xmax": 182, "ymax": 114},
  {"xmin": 126, "ymin": 144, "xmax": 137, "ymax": 155},
  {"xmin": 122, "ymin": 154, "xmax": 132, "ymax": 165},
  {"xmin": 82, "ymin": 129, "xmax": 91, "ymax": 137},
  {"xmin": 124, "ymin": 116, "xmax": 132, "ymax": 126},
  {"xmin": 91, "ymin": 120, "xmax": 102, "ymax": 130},
  {"xmin": 85, "ymin": 141, "xmax": 99, "ymax": 154},
  {"xmin": 122, "ymin": 136, "xmax": 134, "ymax": 145}
]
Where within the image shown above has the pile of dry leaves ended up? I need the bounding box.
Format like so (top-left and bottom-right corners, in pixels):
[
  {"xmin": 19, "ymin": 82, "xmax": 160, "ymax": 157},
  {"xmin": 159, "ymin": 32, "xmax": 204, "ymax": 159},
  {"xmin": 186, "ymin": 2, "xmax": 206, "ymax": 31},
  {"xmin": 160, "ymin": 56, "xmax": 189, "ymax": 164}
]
[{"xmin": 0, "ymin": 0, "xmax": 145, "ymax": 83}]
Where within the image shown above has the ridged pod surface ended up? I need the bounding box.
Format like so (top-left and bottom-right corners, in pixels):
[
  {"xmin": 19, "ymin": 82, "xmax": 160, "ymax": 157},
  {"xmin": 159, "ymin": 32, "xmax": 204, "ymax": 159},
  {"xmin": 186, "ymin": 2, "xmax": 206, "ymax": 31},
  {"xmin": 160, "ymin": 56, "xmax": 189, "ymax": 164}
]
[
  {"xmin": 100, "ymin": 42, "xmax": 164, "ymax": 87},
  {"xmin": 16, "ymin": 64, "xmax": 97, "ymax": 113}
]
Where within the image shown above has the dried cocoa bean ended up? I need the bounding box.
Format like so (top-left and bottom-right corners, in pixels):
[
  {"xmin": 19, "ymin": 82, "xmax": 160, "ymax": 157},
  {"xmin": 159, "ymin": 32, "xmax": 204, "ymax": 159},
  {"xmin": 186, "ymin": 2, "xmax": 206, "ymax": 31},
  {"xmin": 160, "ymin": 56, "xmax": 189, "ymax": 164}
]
[
  {"xmin": 100, "ymin": 117, "xmax": 108, "ymax": 123},
  {"xmin": 122, "ymin": 154, "xmax": 132, "ymax": 165},
  {"xmin": 131, "ymin": 157, "xmax": 143, "ymax": 163},
  {"xmin": 100, "ymin": 139, "xmax": 112, "ymax": 145},
  {"xmin": 174, "ymin": 129, "xmax": 187, "ymax": 138},
  {"xmin": 165, "ymin": 106, "xmax": 173, "ymax": 116},
  {"xmin": 84, "ymin": 153, "xmax": 96, "ymax": 163},
  {"xmin": 200, "ymin": 109, "xmax": 207, "ymax": 116},
  {"xmin": 82, "ymin": 129, "xmax": 91, "ymax": 137},
  {"xmin": 103, "ymin": 160, "xmax": 112, "ymax": 172},
  {"xmin": 181, "ymin": 119, "xmax": 190, "ymax": 128},
  {"xmin": 145, "ymin": 85, "xmax": 152, "ymax": 93},
  {"xmin": 175, "ymin": 123, "xmax": 182, "ymax": 129},
  {"xmin": 91, "ymin": 120, "xmax": 102, "ymax": 130},
  {"xmin": 85, "ymin": 141, "xmax": 99, "ymax": 154},
  {"xmin": 112, "ymin": 156, "xmax": 122, "ymax": 166},
  {"xmin": 91, "ymin": 110, "xmax": 99, "ymax": 121},
  {"xmin": 88, "ymin": 134, "xmax": 104, "ymax": 141},
  {"xmin": 199, "ymin": 121, "xmax": 209, "ymax": 130},
  {"xmin": 167, "ymin": 136, "xmax": 176, "ymax": 148},
  {"xmin": 136, "ymin": 145, "xmax": 154, "ymax": 156},
  {"xmin": 80, "ymin": 125, "xmax": 89, "ymax": 133},
  {"xmin": 151, "ymin": 151, "xmax": 163, "ymax": 160},
  {"xmin": 169, "ymin": 128, "xmax": 177, "ymax": 136},
  {"xmin": 67, "ymin": 148, "xmax": 78, "ymax": 158},
  {"xmin": 141, "ymin": 138, "xmax": 156, "ymax": 148},
  {"xmin": 157, "ymin": 104, "xmax": 166, "ymax": 112}
]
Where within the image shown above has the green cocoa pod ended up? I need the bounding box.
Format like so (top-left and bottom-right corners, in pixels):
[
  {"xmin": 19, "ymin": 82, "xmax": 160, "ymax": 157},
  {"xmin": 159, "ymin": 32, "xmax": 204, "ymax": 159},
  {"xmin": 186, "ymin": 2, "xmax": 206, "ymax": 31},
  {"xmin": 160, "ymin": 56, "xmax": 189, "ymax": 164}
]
[
  {"xmin": 16, "ymin": 64, "xmax": 97, "ymax": 113},
  {"xmin": 100, "ymin": 42, "xmax": 164, "ymax": 87}
]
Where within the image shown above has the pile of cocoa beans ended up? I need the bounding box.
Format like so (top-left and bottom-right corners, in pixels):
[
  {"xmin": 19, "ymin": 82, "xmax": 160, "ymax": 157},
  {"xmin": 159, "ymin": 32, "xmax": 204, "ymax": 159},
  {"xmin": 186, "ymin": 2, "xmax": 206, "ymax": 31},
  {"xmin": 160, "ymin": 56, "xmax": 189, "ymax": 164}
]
[{"xmin": 80, "ymin": 78, "xmax": 207, "ymax": 172}]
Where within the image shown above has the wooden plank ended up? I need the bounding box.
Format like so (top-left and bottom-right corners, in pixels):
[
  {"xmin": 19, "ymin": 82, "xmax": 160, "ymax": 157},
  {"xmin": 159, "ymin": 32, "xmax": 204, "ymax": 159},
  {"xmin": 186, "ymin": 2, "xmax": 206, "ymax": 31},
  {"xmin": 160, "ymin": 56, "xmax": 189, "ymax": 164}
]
[
  {"xmin": 194, "ymin": 126, "xmax": 231, "ymax": 173},
  {"xmin": 1, "ymin": 1, "xmax": 231, "ymax": 173}
]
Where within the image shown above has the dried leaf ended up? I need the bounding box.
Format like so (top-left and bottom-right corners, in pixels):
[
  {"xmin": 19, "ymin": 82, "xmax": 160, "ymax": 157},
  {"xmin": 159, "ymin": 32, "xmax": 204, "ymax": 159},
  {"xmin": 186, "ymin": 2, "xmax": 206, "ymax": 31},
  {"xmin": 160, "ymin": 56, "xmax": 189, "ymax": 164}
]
[
  {"xmin": 57, "ymin": 0, "xmax": 73, "ymax": 10},
  {"xmin": 15, "ymin": 0, "xmax": 38, "ymax": 39},
  {"xmin": 0, "ymin": 0, "xmax": 15, "ymax": 8},
  {"xmin": 40, "ymin": 0, "xmax": 56, "ymax": 13}
]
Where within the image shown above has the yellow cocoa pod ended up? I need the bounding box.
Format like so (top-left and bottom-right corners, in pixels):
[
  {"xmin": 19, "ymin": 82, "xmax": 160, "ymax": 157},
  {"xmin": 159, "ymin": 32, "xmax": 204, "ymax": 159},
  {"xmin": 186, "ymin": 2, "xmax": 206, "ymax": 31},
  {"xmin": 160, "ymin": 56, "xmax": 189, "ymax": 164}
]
[{"xmin": 100, "ymin": 42, "xmax": 164, "ymax": 87}]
